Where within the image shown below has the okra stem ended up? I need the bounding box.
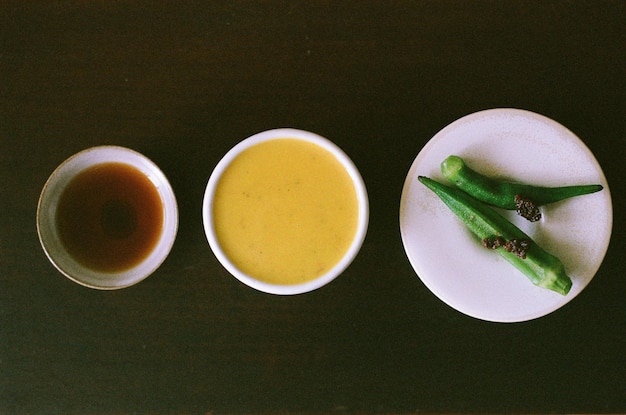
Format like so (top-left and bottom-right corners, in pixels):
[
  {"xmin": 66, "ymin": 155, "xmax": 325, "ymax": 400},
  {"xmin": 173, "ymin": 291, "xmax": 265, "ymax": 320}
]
[
  {"xmin": 441, "ymin": 155, "xmax": 603, "ymax": 209},
  {"xmin": 418, "ymin": 176, "xmax": 572, "ymax": 295}
]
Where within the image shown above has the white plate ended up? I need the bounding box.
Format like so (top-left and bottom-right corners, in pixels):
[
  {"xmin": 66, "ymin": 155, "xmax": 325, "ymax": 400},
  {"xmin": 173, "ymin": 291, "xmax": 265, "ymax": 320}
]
[{"xmin": 399, "ymin": 108, "xmax": 612, "ymax": 322}]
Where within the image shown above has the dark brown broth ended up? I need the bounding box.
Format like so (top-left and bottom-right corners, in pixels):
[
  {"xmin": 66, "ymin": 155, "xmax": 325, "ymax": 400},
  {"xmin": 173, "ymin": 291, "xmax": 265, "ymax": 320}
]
[{"xmin": 56, "ymin": 162, "xmax": 164, "ymax": 272}]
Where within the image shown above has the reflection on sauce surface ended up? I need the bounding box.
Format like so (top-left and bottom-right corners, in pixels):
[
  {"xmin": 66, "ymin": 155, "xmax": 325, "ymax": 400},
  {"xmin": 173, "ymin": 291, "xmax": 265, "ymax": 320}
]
[
  {"xmin": 56, "ymin": 162, "xmax": 163, "ymax": 272},
  {"xmin": 213, "ymin": 139, "xmax": 358, "ymax": 285}
]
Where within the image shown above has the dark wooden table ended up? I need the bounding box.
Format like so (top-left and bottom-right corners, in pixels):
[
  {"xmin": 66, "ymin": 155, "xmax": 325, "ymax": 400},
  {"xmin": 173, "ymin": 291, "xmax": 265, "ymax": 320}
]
[{"xmin": 1, "ymin": 1, "xmax": 624, "ymax": 414}]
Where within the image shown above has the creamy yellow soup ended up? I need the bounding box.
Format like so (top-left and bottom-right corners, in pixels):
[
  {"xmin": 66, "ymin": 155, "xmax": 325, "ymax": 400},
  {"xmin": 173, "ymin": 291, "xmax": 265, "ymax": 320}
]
[{"xmin": 213, "ymin": 138, "xmax": 359, "ymax": 285}]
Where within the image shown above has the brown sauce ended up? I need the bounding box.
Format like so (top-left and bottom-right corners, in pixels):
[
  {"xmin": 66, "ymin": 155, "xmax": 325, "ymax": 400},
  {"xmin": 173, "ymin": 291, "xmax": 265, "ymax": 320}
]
[{"xmin": 56, "ymin": 162, "xmax": 163, "ymax": 272}]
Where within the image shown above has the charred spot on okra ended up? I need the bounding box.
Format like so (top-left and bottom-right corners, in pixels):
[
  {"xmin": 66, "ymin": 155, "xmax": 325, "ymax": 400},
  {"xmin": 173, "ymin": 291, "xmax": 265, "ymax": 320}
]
[
  {"xmin": 514, "ymin": 194, "xmax": 541, "ymax": 222},
  {"xmin": 481, "ymin": 236, "xmax": 531, "ymax": 259},
  {"xmin": 482, "ymin": 236, "xmax": 506, "ymax": 250},
  {"xmin": 505, "ymin": 238, "xmax": 531, "ymax": 259}
]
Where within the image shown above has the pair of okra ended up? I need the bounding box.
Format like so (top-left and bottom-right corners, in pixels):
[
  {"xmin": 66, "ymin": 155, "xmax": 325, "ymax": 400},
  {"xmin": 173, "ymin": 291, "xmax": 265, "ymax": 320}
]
[{"xmin": 419, "ymin": 155, "xmax": 603, "ymax": 296}]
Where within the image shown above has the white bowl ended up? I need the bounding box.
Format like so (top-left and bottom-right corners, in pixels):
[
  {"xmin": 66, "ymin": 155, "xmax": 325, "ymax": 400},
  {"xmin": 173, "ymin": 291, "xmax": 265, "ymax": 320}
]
[
  {"xmin": 203, "ymin": 129, "xmax": 369, "ymax": 295},
  {"xmin": 37, "ymin": 146, "xmax": 178, "ymax": 289}
]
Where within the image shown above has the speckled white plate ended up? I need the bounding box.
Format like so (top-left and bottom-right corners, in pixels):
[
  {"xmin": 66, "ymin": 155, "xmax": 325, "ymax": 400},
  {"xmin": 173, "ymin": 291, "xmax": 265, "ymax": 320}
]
[{"xmin": 399, "ymin": 108, "xmax": 612, "ymax": 322}]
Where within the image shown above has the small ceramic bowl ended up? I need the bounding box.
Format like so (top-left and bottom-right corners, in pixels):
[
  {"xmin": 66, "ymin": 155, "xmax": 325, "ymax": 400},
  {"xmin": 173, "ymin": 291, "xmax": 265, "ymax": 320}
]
[
  {"xmin": 37, "ymin": 146, "xmax": 178, "ymax": 289},
  {"xmin": 203, "ymin": 128, "xmax": 369, "ymax": 295}
]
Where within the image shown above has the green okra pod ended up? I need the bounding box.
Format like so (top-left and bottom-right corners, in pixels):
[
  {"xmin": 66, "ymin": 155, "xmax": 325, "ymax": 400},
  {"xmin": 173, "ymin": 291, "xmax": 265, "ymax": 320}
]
[
  {"xmin": 441, "ymin": 155, "xmax": 603, "ymax": 210},
  {"xmin": 418, "ymin": 175, "xmax": 572, "ymax": 295}
]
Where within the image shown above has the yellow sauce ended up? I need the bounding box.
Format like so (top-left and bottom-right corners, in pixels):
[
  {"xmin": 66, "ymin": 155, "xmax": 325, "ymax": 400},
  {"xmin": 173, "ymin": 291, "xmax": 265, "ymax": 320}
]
[{"xmin": 213, "ymin": 138, "xmax": 359, "ymax": 285}]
